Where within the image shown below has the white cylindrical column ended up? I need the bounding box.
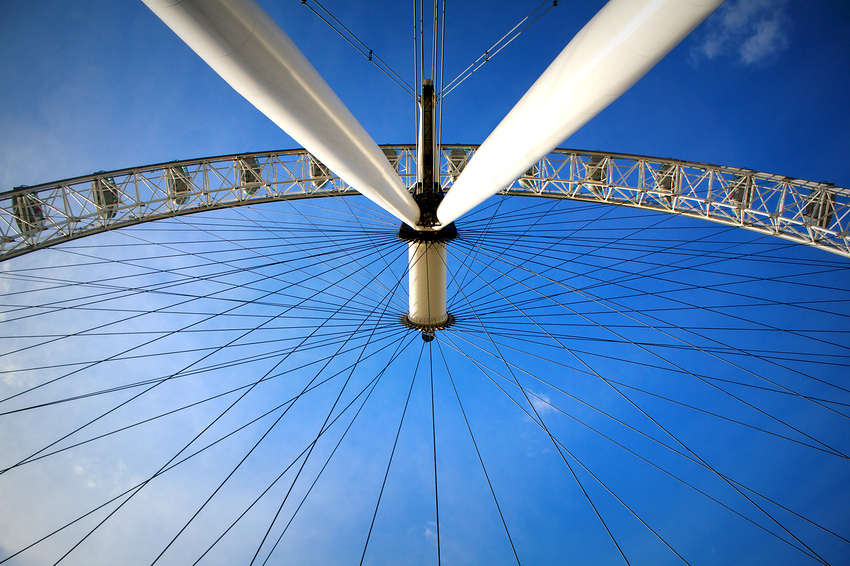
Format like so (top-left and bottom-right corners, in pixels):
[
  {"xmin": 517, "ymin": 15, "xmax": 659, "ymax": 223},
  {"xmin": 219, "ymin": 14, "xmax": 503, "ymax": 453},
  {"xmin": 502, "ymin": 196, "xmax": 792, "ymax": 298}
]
[
  {"xmin": 407, "ymin": 241, "xmax": 448, "ymax": 328},
  {"xmin": 437, "ymin": 0, "xmax": 723, "ymax": 226},
  {"xmin": 142, "ymin": 0, "xmax": 420, "ymax": 228}
]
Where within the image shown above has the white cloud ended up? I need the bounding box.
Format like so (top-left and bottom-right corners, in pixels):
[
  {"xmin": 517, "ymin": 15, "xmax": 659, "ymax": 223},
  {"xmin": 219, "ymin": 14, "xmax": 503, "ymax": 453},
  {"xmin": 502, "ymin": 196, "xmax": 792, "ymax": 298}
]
[
  {"xmin": 530, "ymin": 391, "xmax": 556, "ymax": 416},
  {"xmin": 424, "ymin": 521, "xmax": 438, "ymax": 544},
  {"xmin": 739, "ymin": 16, "xmax": 789, "ymax": 64},
  {"xmin": 691, "ymin": 0, "xmax": 790, "ymax": 66}
]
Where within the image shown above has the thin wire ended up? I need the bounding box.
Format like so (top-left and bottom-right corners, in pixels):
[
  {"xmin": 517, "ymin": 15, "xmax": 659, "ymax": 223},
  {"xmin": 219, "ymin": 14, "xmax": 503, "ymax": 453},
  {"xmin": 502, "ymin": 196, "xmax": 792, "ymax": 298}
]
[
  {"xmin": 5, "ymin": 205, "xmax": 409, "ymax": 563},
  {"xmin": 445, "ymin": 241, "xmax": 834, "ymax": 565},
  {"xmin": 429, "ymin": 341, "xmax": 442, "ymax": 566},
  {"xmin": 436, "ymin": 339, "xmax": 521, "ymax": 565},
  {"xmin": 2, "ymin": 327, "xmax": 403, "ymax": 473},
  {"xmin": 438, "ymin": 0, "xmax": 446, "ymax": 149},
  {"xmin": 154, "ymin": 266, "xmax": 408, "ymax": 565},
  {"xmin": 456, "ymin": 235, "xmax": 850, "ymax": 422},
  {"xmin": 450, "ymin": 239, "xmax": 850, "ymax": 457},
  {"xmin": 441, "ymin": 0, "xmax": 559, "ymax": 98},
  {"xmin": 190, "ymin": 333, "xmax": 416, "ymax": 565},
  {"xmin": 301, "ymin": 0, "xmax": 415, "ymax": 97},
  {"xmin": 448, "ymin": 256, "xmax": 633, "ymax": 564},
  {"xmin": 432, "ymin": 0, "xmax": 439, "ymax": 82},
  {"xmin": 359, "ymin": 341, "xmax": 425, "ymax": 566},
  {"xmin": 250, "ymin": 253, "xmax": 409, "ymax": 566},
  {"xmin": 436, "ymin": 332, "xmax": 835, "ymax": 561},
  {"xmin": 413, "ymin": 0, "xmax": 420, "ymax": 133},
  {"xmin": 0, "ymin": 231, "xmax": 404, "ymax": 410}
]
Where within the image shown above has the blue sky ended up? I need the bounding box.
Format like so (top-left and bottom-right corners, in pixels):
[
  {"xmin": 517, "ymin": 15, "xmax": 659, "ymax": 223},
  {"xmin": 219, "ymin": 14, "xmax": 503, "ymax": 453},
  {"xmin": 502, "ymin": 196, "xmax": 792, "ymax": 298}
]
[
  {"xmin": 1, "ymin": 1, "xmax": 849, "ymax": 565},
  {"xmin": 1, "ymin": 0, "xmax": 849, "ymax": 189}
]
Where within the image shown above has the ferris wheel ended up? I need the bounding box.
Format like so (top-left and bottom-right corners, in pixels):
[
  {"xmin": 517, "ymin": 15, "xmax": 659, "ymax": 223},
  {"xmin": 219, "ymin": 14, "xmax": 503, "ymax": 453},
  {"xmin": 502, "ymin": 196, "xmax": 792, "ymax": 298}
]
[{"xmin": 1, "ymin": 0, "xmax": 848, "ymax": 565}]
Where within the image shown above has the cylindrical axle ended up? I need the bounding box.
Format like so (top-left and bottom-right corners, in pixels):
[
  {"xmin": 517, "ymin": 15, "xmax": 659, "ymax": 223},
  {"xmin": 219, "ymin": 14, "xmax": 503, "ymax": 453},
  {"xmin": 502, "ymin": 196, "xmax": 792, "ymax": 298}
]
[{"xmin": 406, "ymin": 241, "xmax": 449, "ymax": 329}]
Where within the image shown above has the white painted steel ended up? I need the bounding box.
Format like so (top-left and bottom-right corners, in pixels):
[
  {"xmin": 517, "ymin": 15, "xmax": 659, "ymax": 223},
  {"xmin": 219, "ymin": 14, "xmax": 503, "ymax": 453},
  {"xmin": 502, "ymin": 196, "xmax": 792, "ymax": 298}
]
[
  {"xmin": 5, "ymin": 147, "xmax": 849, "ymax": 261},
  {"xmin": 407, "ymin": 242, "xmax": 448, "ymax": 328},
  {"xmin": 437, "ymin": 0, "xmax": 724, "ymax": 226},
  {"xmin": 142, "ymin": 0, "xmax": 420, "ymax": 227}
]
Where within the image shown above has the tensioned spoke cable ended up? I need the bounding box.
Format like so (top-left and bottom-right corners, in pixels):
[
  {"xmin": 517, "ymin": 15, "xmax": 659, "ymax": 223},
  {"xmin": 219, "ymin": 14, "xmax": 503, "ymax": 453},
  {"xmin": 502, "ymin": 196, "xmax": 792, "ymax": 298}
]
[
  {"xmin": 437, "ymin": 0, "xmax": 446, "ymax": 146},
  {"xmin": 0, "ymin": 324, "xmax": 398, "ymax": 414},
  {"xmin": 2, "ymin": 325, "xmax": 405, "ymax": 472},
  {"xmin": 219, "ymin": 202, "xmax": 408, "ymax": 309},
  {"xmin": 11, "ymin": 316, "xmax": 341, "ymax": 563},
  {"xmin": 249, "ymin": 250, "xmax": 408, "ymax": 566},
  {"xmin": 429, "ymin": 340, "xmax": 442, "ymax": 566},
  {"xmin": 449, "ymin": 196, "xmax": 566, "ymax": 311},
  {"xmin": 431, "ymin": 0, "xmax": 438, "ymax": 81},
  {"xmin": 440, "ymin": 338, "xmax": 850, "ymax": 555},
  {"xmin": 450, "ymin": 198, "xmax": 623, "ymax": 311},
  {"xmin": 441, "ymin": 327, "xmax": 846, "ymax": 459},
  {"xmin": 446, "ymin": 264, "xmax": 634, "ymax": 564},
  {"xmin": 238, "ymin": 202, "xmax": 408, "ymax": 313},
  {"xmin": 301, "ymin": 0, "xmax": 416, "ymax": 97},
  {"xmin": 0, "ymin": 226, "xmax": 396, "ymax": 330},
  {"xmin": 467, "ymin": 217, "xmax": 850, "ymax": 326},
  {"xmin": 150, "ymin": 262, "xmax": 409, "ymax": 565},
  {"xmin": 455, "ymin": 313, "xmax": 850, "ymax": 371},
  {"xmin": 445, "ymin": 196, "xmax": 507, "ymax": 298},
  {"xmin": 440, "ymin": 327, "xmax": 832, "ymax": 563},
  {"xmin": 192, "ymin": 331, "xmax": 418, "ymax": 565},
  {"xmin": 0, "ymin": 235, "xmax": 394, "ymax": 307},
  {"xmin": 460, "ymin": 244, "xmax": 850, "ymax": 423},
  {"xmin": 437, "ymin": 331, "xmax": 837, "ymax": 557},
  {"xmin": 444, "ymin": 241, "xmax": 835, "ymax": 562},
  {"xmin": 3, "ymin": 170, "xmax": 847, "ymax": 566},
  {"xmin": 256, "ymin": 332, "xmax": 419, "ymax": 566},
  {"xmin": 441, "ymin": 325, "xmax": 703, "ymax": 465},
  {"xmin": 474, "ymin": 322, "xmax": 850, "ymax": 404},
  {"xmin": 359, "ymin": 341, "xmax": 425, "ymax": 566},
  {"xmin": 0, "ymin": 328, "xmax": 414, "ymax": 566},
  {"xmin": 441, "ymin": 0, "xmax": 559, "ymax": 98},
  {"xmin": 342, "ymin": 198, "xmax": 408, "ymax": 299},
  {"xmin": 449, "ymin": 196, "xmax": 517, "ymax": 303},
  {"xmin": 48, "ymin": 227, "xmax": 410, "ymax": 566},
  {"xmin": 0, "ymin": 318, "xmax": 409, "ymax": 380},
  {"xmin": 453, "ymin": 236, "xmax": 850, "ymax": 420},
  {"xmin": 3, "ymin": 241, "xmax": 409, "ymax": 481},
  {"xmin": 485, "ymin": 236, "xmax": 850, "ymax": 335},
  {"xmin": 435, "ymin": 339, "xmax": 521, "ymax": 565},
  {"xmin": 0, "ymin": 235, "xmax": 406, "ymax": 409},
  {"xmin": 164, "ymin": 213, "xmax": 407, "ymax": 313},
  {"xmin": 1, "ymin": 208, "xmax": 401, "ymax": 331},
  {"xmin": 413, "ymin": 0, "xmax": 419, "ymax": 128},
  {"xmin": 447, "ymin": 240, "xmax": 850, "ymax": 464}
]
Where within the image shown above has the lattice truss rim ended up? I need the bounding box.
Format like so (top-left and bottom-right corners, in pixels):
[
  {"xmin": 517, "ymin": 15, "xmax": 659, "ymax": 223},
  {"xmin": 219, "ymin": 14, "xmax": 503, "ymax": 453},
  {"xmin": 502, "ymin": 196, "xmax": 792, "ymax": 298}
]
[{"xmin": 1, "ymin": 145, "xmax": 847, "ymax": 260}]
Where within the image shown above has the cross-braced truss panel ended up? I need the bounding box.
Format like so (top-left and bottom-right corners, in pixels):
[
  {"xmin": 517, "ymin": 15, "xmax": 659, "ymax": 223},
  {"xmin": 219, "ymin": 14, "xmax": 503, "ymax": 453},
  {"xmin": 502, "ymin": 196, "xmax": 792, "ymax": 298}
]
[{"xmin": 1, "ymin": 146, "xmax": 847, "ymax": 260}]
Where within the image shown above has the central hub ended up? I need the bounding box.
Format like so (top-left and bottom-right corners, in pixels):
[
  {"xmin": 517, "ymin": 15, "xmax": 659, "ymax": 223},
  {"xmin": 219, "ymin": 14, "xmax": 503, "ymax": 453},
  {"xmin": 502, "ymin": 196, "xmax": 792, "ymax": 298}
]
[
  {"xmin": 398, "ymin": 225, "xmax": 456, "ymax": 340},
  {"xmin": 398, "ymin": 78, "xmax": 457, "ymax": 341}
]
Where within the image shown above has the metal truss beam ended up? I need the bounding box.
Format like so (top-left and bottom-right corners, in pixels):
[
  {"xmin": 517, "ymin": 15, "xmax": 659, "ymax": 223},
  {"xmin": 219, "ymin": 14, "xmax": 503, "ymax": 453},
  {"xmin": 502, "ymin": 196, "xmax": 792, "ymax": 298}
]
[{"xmin": 2, "ymin": 146, "xmax": 848, "ymax": 261}]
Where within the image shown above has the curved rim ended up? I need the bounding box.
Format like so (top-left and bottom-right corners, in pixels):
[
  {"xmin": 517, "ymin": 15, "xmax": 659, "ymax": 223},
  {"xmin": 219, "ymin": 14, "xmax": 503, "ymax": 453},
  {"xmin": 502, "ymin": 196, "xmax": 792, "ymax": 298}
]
[{"xmin": 2, "ymin": 145, "xmax": 848, "ymax": 261}]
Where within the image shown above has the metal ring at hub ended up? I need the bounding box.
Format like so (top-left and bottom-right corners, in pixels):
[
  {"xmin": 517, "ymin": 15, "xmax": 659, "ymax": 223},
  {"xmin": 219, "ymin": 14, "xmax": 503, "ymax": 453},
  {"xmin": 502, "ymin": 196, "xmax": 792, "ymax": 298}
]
[{"xmin": 400, "ymin": 312, "xmax": 456, "ymax": 332}]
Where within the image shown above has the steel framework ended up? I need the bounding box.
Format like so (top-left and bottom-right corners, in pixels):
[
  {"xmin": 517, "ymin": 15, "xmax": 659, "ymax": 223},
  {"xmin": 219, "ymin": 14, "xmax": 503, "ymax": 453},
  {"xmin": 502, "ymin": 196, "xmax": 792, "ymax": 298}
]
[{"xmin": 2, "ymin": 145, "xmax": 847, "ymax": 261}]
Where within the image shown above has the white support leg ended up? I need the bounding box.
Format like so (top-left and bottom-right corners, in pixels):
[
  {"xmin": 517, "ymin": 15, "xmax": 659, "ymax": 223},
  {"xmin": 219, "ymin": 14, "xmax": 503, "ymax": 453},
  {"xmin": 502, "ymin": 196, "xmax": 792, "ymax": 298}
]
[{"xmin": 142, "ymin": 0, "xmax": 420, "ymax": 228}]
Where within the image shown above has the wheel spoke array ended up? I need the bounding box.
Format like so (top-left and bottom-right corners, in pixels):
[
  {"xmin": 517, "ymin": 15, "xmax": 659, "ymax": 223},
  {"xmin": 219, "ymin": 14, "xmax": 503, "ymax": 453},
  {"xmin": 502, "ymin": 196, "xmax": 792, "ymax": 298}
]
[{"xmin": 1, "ymin": 194, "xmax": 848, "ymax": 565}]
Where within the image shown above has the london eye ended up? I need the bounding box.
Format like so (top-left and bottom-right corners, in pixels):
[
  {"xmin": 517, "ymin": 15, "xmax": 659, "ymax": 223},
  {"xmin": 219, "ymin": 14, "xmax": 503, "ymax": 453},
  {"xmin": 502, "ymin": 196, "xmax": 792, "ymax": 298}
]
[{"xmin": 1, "ymin": 1, "xmax": 848, "ymax": 565}]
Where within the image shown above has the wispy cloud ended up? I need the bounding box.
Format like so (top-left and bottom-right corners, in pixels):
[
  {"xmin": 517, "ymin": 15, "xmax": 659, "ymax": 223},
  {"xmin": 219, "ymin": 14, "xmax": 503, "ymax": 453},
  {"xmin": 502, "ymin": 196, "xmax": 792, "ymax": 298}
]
[
  {"xmin": 691, "ymin": 0, "xmax": 790, "ymax": 66},
  {"xmin": 530, "ymin": 391, "xmax": 556, "ymax": 416},
  {"xmin": 424, "ymin": 521, "xmax": 438, "ymax": 545}
]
